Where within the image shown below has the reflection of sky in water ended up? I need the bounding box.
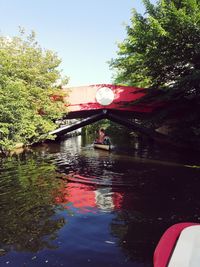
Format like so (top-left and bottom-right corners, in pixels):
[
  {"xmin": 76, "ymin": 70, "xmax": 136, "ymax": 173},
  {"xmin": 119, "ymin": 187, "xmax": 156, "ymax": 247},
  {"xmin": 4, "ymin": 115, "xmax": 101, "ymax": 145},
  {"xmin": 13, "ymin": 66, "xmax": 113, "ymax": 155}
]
[{"xmin": 62, "ymin": 135, "xmax": 82, "ymax": 153}]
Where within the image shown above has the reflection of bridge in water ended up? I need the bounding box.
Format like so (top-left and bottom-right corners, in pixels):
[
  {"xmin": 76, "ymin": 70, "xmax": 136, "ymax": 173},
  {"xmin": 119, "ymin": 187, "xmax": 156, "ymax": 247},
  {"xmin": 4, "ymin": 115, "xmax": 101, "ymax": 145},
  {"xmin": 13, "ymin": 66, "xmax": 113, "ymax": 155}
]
[{"xmin": 50, "ymin": 84, "xmax": 164, "ymax": 139}]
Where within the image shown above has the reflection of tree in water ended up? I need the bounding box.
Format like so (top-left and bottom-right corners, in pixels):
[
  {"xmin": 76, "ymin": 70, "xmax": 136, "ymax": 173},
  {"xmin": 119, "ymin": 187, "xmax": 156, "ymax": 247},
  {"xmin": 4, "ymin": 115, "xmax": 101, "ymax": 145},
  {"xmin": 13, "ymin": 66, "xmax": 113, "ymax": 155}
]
[
  {"xmin": 110, "ymin": 165, "xmax": 200, "ymax": 265},
  {"xmin": 110, "ymin": 209, "xmax": 159, "ymax": 264},
  {"xmin": 0, "ymin": 153, "xmax": 65, "ymax": 253}
]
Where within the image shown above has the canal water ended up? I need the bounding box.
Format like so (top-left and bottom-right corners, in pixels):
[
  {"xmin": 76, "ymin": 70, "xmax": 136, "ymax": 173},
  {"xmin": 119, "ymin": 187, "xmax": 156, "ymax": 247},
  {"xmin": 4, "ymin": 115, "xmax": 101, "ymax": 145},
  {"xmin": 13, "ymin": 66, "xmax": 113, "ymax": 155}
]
[{"xmin": 0, "ymin": 134, "xmax": 200, "ymax": 267}]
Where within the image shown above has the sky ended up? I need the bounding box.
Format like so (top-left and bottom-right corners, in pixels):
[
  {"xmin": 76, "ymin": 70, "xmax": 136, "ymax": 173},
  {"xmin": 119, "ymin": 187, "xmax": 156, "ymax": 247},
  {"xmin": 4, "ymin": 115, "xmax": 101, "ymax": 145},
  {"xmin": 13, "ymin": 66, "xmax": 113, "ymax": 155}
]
[{"xmin": 0, "ymin": 0, "xmax": 155, "ymax": 86}]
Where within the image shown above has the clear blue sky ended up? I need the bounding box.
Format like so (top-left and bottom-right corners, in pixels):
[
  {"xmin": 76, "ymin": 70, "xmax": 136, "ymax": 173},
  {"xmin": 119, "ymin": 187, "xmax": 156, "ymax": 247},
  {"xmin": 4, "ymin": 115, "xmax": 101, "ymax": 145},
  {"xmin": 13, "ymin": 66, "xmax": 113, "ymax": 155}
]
[{"xmin": 0, "ymin": 0, "xmax": 155, "ymax": 86}]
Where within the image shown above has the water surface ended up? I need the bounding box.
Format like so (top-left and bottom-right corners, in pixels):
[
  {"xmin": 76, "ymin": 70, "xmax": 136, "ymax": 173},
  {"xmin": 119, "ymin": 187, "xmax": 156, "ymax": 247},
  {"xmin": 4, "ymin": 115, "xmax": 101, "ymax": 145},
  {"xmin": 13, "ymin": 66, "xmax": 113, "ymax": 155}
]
[{"xmin": 0, "ymin": 135, "xmax": 200, "ymax": 267}]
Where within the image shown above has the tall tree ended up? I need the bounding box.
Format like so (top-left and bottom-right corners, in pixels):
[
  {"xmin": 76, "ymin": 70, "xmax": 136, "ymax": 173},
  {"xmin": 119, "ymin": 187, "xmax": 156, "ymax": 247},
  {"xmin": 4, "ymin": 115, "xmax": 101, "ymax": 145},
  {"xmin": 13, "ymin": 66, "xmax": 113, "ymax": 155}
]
[
  {"xmin": 0, "ymin": 30, "xmax": 68, "ymax": 152},
  {"xmin": 110, "ymin": 0, "xmax": 200, "ymax": 147}
]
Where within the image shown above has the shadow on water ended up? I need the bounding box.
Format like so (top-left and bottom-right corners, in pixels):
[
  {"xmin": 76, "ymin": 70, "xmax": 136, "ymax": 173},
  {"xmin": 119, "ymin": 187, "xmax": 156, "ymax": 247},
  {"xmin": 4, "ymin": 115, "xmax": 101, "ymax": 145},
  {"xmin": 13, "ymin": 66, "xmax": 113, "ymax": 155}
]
[{"xmin": 0, "ymin": 134, "xmax": 200, "ymax": 267}]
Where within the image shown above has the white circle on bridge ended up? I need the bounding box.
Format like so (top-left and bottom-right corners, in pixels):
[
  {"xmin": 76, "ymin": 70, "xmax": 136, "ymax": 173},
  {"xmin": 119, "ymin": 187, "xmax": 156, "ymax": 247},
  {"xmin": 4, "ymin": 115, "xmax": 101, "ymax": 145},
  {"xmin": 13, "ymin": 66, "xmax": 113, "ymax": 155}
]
[{"xmin": 95, "ymin": 87, "xmax": 115, "ymax": 106}]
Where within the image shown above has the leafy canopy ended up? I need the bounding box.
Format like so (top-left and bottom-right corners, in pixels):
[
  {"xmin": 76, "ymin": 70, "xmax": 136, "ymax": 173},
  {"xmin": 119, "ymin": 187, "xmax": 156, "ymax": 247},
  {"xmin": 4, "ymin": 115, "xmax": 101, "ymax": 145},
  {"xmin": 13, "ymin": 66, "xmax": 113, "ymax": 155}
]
[
  {"xmin": 110, "ymin": 0, "xmax": 200, "ymax": 146},
  {"xmin": 0, "ymin": 30, "xmax": 68, "ymax": 152}
]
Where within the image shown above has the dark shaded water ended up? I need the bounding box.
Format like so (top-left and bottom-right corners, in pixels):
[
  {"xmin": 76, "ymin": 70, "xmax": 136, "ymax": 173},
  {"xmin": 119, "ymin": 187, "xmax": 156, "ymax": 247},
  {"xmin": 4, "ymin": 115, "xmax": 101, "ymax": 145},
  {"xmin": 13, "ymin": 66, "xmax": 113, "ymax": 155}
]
[{"xmin": 0, "ymin": 135, "xmax": 200, "ymax": 267}]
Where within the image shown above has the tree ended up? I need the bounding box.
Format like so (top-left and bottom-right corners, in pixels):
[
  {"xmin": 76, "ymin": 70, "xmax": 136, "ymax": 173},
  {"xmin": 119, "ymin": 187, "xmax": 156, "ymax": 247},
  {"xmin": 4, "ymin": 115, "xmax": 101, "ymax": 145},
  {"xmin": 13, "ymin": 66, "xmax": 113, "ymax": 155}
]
[
  {"xmin": 0, "ymin": 30, "xmax": 68, "ymax": 152},
  {"xmin": 110, "ymin": 0, "xmax": 200, "ymax": 147}
]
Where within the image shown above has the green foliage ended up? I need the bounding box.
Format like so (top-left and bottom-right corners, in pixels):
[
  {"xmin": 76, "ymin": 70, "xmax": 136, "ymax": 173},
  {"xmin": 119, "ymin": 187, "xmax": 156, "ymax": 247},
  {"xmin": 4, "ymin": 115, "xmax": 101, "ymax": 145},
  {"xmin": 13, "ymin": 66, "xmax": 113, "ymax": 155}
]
[
  {"xmin": 0, "ymin": 30, "xmax": 68, "ymax": 153},
  {"xmin": 82, "ymin": 119, "xmax": 111, "ymax": 135},
  {"xmin": 110, "ymin": 0, "xmax": 200, "ymax": 147},
  {"xmin": 82, "ymin": 119, "xmax": 131, "ymax": 142}
]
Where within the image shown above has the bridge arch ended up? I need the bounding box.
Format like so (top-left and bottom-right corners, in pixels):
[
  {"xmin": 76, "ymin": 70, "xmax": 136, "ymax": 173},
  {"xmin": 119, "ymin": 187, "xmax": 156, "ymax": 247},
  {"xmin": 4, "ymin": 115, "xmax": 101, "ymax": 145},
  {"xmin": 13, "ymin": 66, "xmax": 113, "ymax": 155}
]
[{"xmin": 50, "ymin": 84, "xmax": 164, "ymax": 139}]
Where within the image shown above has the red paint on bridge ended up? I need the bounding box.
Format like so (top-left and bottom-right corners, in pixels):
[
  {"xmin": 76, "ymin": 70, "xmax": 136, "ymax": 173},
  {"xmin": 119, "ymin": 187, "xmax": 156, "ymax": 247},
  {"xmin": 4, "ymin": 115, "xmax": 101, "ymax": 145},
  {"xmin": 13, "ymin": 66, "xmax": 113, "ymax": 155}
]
[{"xmin": 62, "ymin": 84, "xmax": 158, "ymax": 115}]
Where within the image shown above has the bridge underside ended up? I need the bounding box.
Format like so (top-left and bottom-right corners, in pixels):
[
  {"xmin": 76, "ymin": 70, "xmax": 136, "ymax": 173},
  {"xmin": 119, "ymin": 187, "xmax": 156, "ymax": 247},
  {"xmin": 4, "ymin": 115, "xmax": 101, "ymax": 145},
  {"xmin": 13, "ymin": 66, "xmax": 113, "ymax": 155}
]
[
  {"xmin": 62, "ymin": 108, "xmax": 154, "ymax": 120},
  {"xmin": 50, "ymin": 109, "xmax": 167, "ymax": 141}
]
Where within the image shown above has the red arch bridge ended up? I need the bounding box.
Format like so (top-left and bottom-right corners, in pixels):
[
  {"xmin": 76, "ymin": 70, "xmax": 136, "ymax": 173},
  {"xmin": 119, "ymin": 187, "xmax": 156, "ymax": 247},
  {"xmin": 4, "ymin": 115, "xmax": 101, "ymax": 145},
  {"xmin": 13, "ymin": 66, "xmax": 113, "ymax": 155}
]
[{"xmin": 50, "ymin": 84, "xmax": 165, "ymax": 139}]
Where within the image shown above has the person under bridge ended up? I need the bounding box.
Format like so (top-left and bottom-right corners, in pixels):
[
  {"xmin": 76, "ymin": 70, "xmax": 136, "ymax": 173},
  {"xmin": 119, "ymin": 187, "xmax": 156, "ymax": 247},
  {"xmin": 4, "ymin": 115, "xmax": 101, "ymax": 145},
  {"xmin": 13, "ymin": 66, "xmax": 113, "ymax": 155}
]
[{"xmin": 95, "ymin": 128, "xmax": 111, "ymax": 145}]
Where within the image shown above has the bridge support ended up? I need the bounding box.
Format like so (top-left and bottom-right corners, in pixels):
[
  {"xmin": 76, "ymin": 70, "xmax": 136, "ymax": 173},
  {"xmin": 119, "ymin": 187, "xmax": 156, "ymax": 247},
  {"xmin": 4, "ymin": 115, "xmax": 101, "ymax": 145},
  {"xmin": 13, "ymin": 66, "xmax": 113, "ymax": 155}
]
[
  {"xmin": 106, "ymin": 112, "xmax": 169, "ymax": 140},
  {"xmin": 49, "ymin": 111, "xmax": 106, "ymax": 138},
  {"xmin": 50, "ymin": 109, "xmax": 168, "ymax": 142},
  {"xmin": 106, "ymin": 113, "xmax": 153, "ymax": 136}
]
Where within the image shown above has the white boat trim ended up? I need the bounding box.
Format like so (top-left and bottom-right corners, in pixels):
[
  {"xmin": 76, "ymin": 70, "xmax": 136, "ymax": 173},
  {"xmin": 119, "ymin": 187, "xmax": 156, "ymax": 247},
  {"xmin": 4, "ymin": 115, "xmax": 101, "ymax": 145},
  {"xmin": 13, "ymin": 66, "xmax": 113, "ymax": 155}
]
[
  {"xmin": 93, "ymin": 143, "xmax": 110, "ymax": 151},
  {"xmin": 168, "ymin": 225, "xmax": 200, "ymax": 267}
]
